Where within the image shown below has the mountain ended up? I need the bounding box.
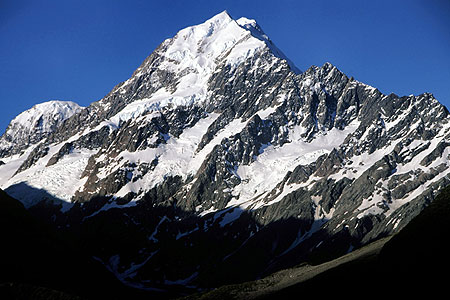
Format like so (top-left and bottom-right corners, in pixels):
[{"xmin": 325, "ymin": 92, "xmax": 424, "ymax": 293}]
[
  {"xmin": 0, "ymin": 10, "xmax": 449, "ymax": 295},
  {"xmin": 0, "ymin": 100, "xmax": 83, "ymax": 157}
]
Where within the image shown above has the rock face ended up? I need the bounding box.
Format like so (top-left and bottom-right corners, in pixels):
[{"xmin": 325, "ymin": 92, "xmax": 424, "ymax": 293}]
[{"xmin": 0, "ymin": 10, "xmax": 449, "ymax": 293}]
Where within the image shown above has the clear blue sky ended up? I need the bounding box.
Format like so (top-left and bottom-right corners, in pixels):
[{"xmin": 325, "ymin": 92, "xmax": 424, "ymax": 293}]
[{"xmin": 1, "ymin": 0, "xmax": 449, "ymax": 133}]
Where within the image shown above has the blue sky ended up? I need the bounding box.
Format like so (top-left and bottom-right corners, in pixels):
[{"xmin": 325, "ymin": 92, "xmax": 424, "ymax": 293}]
[{"xmin": 1, "ymin": 0, "xmax": 449, "ymax": 133}]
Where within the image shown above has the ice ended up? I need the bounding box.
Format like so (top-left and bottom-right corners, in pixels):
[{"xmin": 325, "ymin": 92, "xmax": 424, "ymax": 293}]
[
  {"xmin": 2, "ymin": 144, "xmax": 96, "ymax": 207},
  {"xmin": 0, "ymin": 148, "xmax": 35, "ymax": 186}
]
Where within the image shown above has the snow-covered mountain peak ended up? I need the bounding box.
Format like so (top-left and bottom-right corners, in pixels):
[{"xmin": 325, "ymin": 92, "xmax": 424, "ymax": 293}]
[
  {"xmin": 0, "ymin": 100, "xmax": 83, "ymax": 154},
  {"xmin": 164, "ymin": 12, "xmax": 263, "ymax": 70},
  {"xmin": 105, "ymin": 11, "xmax": 301, "ymax": 126},
  {"xmin": 149, "ymin": 10, "xmax": 300, "ymax": 76},
  {"xmin": 16, "ymin": 100, "xmax": 81, "ymax": 121},
  {"xmin": 236, "ymin": 16, "xmax": 270, "ymax": 44},
  {"xmin": 203, "ymin": 10, "xmax": 233, "ymax": 27},
  {"xmin": 237, "ymin": 16, "xmax": 300, "ymax": 74},
  {"xmin": 11, "ymin": 100, "xmax": 82, "ymax": 132}
]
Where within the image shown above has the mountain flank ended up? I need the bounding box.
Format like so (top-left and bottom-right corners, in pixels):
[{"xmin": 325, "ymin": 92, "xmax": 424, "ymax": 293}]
[{"xmin": 186, "ymin": 183, "xmax": 450, "ymax": 299}]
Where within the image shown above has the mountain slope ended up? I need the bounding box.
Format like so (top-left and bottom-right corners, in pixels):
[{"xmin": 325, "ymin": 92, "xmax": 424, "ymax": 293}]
[
  {"xmin": 0, "ymin": 188, "xmax": 173, "ymax": 299},
  {"xmin": 0, "ymin": 189, "xmax": 113, "ymax": 298},
  {"xmin": 377, "ymin": 179, "xmax": 450, "ymax": 287},
  {"xmin": 0, "ymin": 11, "xmax": 449, "ymax": 294},
  {"xmin": 189, "ymin": 183, "xmax": 450, "ymax": 299},
  {"xmin": 270, "ymin": 182, "xmax": 450, "ymax": 296}
]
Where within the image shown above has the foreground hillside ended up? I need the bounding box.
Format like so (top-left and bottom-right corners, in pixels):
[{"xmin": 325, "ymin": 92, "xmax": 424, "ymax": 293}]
[
  {"xmin": 0, "ymin": 189, "xmax": 163, "ymax": 300},
  {"xmin": 4, "ymin": 181, "xmax": 448, "ymax": 300},
  {"xmin": 186, "ymin": 183, "xmax": 450, "ymax": 299}
]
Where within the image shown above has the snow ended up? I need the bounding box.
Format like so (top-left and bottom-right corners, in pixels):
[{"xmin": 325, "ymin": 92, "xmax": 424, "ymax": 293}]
[
  {"xmin": 0, "ymin": 104, "xmax": 278, "ymax": 209},
  {"xmin": 395, "ymin": 124, "xmax": 450, "ymax": 175},
  {"xmin": 0, "ymin": 10, "xmax": 307, "ymax": 208},
  {"xmin": 8, "ymin": 100, "xmax": 82, "ymax": 131},
  {"xmin": 103, "ymin": 251, "xmax": 159, "ymax": 287},
  {"xmin": 257, "ymin": 105, "xmax": 279, "ymax": 120},
  {"xmin": 1, "ymin": 143, "xmax": 95, "ymax": 208},
  {"xmin": 386, "ymin": 166, "xmax": 450, "ymax": 217},
  {"xmin": 351, "ymin": 120, "xmax": 450, "ymax": 218},
  {"xmin": 329, "ymin": 136, "xmax": 403, "ymax": 181},
  {"xmin": 114, "ymin": 105, "xmax": 282, "ymax": 199},
  {"xmin": 118, "ymin": 250, "xmax": 159, "ymax": 282},
  {"xmin": 162, "ymin": 10, "xmax": 275, "ymax": 73},
  {"xmin": 0, "ymin": 100, "xmax": 83, "ymax": 147},
  {"xmin": 114, "ymin": 104, "xmax": 284, "ymax": 198},
  {"xmin": 0, "ymin": 148, "xmax": 34, "ymax": 185},
  {"xmin": 219, "ymin": 207, "xmax": 244, "ymax": 227},
  {"xmin": 232, "ymin": 119, "xmax": 360, "ymax": 209},
  {"xmin": 109, "ymin": 95, "xmax": 168, "ymax": 126},
  {"xmin": 176, "ymin": 226, "xmax": 199, "ymax": 240},
  {"xmin": 199, "ymin": 205, "xmax": 219, "ymax": 217},
  {"xmin": 384, "ymin": 135, "xmax": 450, "ymax": 217},
  {"xmin": 114, "ymin": 113, "xmax": 221, "ymax": 197},
  {"xmin": 383, "ymin": 101, "xmax": 414, "ymax": 132},
  {"xmin": 164, "ymin": 271, "xmax": 198, "ymax": 286},
  {"xmin": 0, "ymin": 12, "xmax": 447, "ymax": 263},
  {"xmin": 83, "ymin": 198, "xmax": 139, "ymax": 220},
  {"xmin": 236, "ymin": 16, "xmax": 300, "ymax": 73},
  {"xmin": 109, "ymin": 11, "xmax": 299, "ymax": 124},
  {"xmin": 236, "ymin": 17, "xmax": 259, "ymax": 29},
  {"xmin": 356, "ymin": 189, "xmax": 386, "ymax": 219},
  {"xmin": 148, "ymin": 216, "xmax": 169, "ymax": 242}
]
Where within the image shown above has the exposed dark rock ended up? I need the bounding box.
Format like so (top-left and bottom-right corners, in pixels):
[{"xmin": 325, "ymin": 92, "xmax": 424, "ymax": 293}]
[{"xmin": 14, "ymin": 144, "xmax": 49, "ymax": 175}]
